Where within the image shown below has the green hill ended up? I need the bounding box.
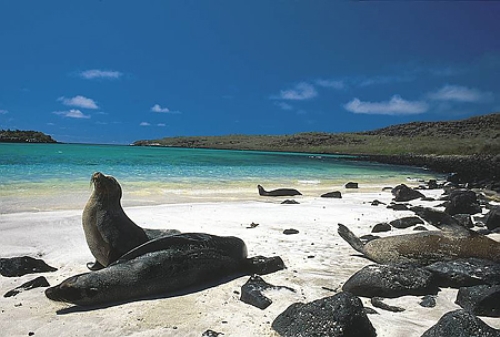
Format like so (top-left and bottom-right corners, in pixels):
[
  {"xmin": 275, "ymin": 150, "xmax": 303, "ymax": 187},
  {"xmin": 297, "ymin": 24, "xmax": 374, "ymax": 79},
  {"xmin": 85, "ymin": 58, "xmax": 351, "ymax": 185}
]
[{"xmin": 0, "ymin": 130, "xmax": 57, "ymax": 143}]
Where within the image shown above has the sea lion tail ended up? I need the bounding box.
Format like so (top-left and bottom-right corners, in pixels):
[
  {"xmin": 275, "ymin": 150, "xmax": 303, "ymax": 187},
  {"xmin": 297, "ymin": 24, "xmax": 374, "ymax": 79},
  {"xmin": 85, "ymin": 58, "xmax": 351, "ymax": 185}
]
[{"xmin": 337, "ymin": 224, "xmax": 365, "ymax": 253}]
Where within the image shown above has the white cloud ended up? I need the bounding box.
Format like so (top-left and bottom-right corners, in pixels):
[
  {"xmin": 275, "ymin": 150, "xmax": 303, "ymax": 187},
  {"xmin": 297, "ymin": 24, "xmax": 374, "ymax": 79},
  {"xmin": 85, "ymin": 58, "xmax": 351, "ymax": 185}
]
[
  {"xmin": 0, "ymin": 109, "xmax": 8, "ymax": 114},
  {"xmin": 315, "ymin": 79, "xmax": 345, "ymax": 89},
  {"xmin": 53, "ymin": 109, "xmax": 91, "ymax": 119},
  {"xmin": 273, "ymin": 82, "xmax": 318, "ymax": 100},
  {"xmin": 140, "ymin": 122, "xmax": 151, "ymax": 126},
  {"xmin": 79, "ymin": 69, "xmax": 123, "ymax": 80},
  {"xmin": 428, "ymin": 84, "xmax": 493, "ymax": 103},
  {"xmin": 344, "ymin": 95, "xmax": 429, "ymax": 115},
  {"xmin": 274, "ymin": 102, "xmax": 294, "ymax": 111},
  {"xmin": 58, "ymin": 95, "xmax": 99, "ymax": 109},
  {"xmin": 157, "ymin": 123, "xmax": 166, "ymax": 127},
  {"xmin": 151, "ymin": 104, "xmax": 170, "ymax": 113}
]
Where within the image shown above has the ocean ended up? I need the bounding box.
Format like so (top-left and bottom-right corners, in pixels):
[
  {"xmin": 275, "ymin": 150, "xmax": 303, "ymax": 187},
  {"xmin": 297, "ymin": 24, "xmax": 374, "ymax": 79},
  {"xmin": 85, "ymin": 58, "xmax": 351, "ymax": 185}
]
[{"xmin": 0, "ymin": 143, "xmax": 438, "ymax": 212}]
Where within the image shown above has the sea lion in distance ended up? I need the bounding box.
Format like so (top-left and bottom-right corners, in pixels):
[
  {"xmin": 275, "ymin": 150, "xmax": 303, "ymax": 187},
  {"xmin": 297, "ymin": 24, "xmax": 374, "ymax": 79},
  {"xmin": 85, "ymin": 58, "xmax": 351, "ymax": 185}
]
[
  {"xmin": 82, "ymin": 172, "xmax": 179, "ymax": 270},
  {"xmin": 258, "ymin": 184, "xmax": 302, "ymax": 197},
  {"xmin": 45, "ymin": 233, "xmax": 284, "ymax": 307},
  {"xmin": 338, "ymin": 208, "xmax": 500, "ymax": 266}
]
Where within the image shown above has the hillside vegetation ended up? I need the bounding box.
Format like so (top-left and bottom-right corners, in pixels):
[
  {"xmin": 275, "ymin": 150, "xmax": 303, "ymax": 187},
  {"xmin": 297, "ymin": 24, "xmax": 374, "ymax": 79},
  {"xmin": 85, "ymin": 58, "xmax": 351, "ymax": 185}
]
[
  {"xmin": 134, "ymin": 113, "xmax": 500, "ymax": 155},
  {"xmin": 0, "ymin": 130, "xmax": 57, "ymax": 143}
]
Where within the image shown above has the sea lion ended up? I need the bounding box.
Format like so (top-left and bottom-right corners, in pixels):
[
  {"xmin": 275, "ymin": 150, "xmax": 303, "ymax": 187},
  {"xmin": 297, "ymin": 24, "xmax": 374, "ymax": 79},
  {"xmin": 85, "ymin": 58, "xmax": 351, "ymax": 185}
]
[
  {"xmin": 45, "ymin": 233, "xmax": 284, "ymax": 307},
  {"xmin": 338, "ymin": 209, "xmax": 500, "ymax": 266},
  {"xmin": 82, "ymin": 172, "xmax": 179, "ymax": 270},
  {"xmin": 257, "ymin": 184, "xmax": 302, "ymax": 197}
]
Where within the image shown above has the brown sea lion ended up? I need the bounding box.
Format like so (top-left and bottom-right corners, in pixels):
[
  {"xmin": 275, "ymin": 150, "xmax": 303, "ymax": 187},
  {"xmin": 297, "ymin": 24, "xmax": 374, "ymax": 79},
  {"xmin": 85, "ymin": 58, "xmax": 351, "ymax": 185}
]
[
  {"xmin": 338, "ymin": 209, "xmax": 500, "ymax": 266},
  {"xmin": 82, "ymin": 172, "xmax": 179, "ymax": 270}
]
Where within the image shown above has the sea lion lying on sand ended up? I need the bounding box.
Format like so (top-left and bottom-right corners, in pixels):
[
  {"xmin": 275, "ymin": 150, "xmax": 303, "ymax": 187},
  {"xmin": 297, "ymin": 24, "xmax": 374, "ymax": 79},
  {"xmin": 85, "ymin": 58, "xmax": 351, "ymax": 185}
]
[
  {"xmin": 258, "ymin": 184, "xmax": 302, "ymax": 197},
  {"xmin": 338, "ymin": 208, "xmax": 500, "ymax": 266},
  {"xmin": 82, "ymin": 172, "xmax": 179, "ymax": 270},
  {"xmin": 45, "ymin": 233, "xmax": 284, "ymax": 307}
]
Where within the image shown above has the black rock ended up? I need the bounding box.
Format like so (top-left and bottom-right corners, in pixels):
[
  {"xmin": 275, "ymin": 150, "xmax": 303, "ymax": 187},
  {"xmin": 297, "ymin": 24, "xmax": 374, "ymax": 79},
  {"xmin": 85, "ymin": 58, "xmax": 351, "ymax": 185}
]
[
  {"xmin": 486, "ymin": 206, "xmax": 500, "ymax": 231},
  {"xmin": 281, "ymin": 199, "xmax": 300, "ymax": 204},
  {"xmin": 244, "ymin": 256, "xmax": 286, "ymax": 275},
  {"xmin": 387, "ymin": 203, "xmax": 410, "ymax": 211},
  {"xmin": 371, "ymin": 223, "xmax": 391, "ymax": 233},
  {"xmin": 391, "ymin": 184, "xmax": 425, "ymax": 202},
  {"xmin": 342, "ymin": 264, "xmax": 439, "ymax": 298},
  {"xmin": 421, "ymin": 197, "xmax": 436, "ymax": 202},
  {"xmin": 360, "ymin": 234, "xmax": 380, "ymax": 243},
  {"xmin": 419, "ymin": 295, "xmax": 437, "ymax": 308},
  {"xmin": 0, "ymin": 256, "xmax": 57, "ymax": 277},
  {"xmin": 240, "ymin": 275, "xmax": 295, "ymax": 310},
  {"xmin": 345, "ymin": 182, "xmax": 359, "ymax": 189},
  {"xmin": 271, "ymin": 292, "xmax": 376, "ymax": 337},
  {"xmin": 321, "ymin": 191, "xmax": 342, "ymax": 198},
  {"xmin": 283, "ymin": 228, "xmax": 299, "ymax": 235},
  {"xmin": 364, "ymin": 307, "xmax": 379, "ymax": 315},
  {"xmin": 447, "ymin": 173, "xmax": 462, "ymax": 184},
  {"xmin": 421, "ymin": 309, "xmax": 500, "ymax": 337},
  {"xmin": 445, "ymin": 189, "xmax": 482, "ymax": 216},
  {"xmin": 3, "ymin": 276, "xmax": 50, "ymax": 298},
  {"xmin": 413, "ymin": 225, "xmax": 428, "ymax": 231},
  {"xmin": 370, "ymin": 297, "xmax": 405, "ymax": 312},
  {"xmin": 202, "ymin": 330, "xmax": 224, "ymax": 337},
  {"xmin": 389, "ymin": 216, "xmax": 424, "ymax": 229},
  {"xmin": 371, "ymin": 199, "xmax": 386, "ymax": 206},
  {"xmin": 453, "ymin": 214, "xmax": 474, "ymax": 228},
  {"xmin": 425, "ymin": 258, "xmax": 500, "ymax": 288},
  {"xmin": 428, "ymin": 180, "xmax": 439, "ymax": 190},
  {"xmin": 456, "ymin": 285, "xmax": 500, "ymax": 317}
]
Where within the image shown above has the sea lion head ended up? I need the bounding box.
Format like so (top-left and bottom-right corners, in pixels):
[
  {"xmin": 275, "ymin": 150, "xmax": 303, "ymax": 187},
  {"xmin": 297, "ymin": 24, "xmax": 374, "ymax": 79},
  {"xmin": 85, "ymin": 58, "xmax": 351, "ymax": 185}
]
[
  {"xmin": 90, "ymin": 172, "xmax": 122, "ymax": 201},
  {"xmin": 45, "ymin": 273, "xmax": 100, "ymax": 306}
]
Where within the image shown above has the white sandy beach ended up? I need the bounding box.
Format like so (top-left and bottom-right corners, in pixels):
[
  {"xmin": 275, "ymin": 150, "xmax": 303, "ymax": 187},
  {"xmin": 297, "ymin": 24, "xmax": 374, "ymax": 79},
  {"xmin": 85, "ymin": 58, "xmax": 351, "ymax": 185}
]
[{"xmin": 1, "ymin": 186, "xmax": 499, "ymax": 337}]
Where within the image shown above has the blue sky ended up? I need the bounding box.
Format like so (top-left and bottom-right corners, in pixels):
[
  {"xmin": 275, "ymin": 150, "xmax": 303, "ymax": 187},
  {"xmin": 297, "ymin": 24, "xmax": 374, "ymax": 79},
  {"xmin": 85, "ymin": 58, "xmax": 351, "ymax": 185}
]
[{"xmin": 1, "ymin": 1, "xmax": 499, "ymax": 144}]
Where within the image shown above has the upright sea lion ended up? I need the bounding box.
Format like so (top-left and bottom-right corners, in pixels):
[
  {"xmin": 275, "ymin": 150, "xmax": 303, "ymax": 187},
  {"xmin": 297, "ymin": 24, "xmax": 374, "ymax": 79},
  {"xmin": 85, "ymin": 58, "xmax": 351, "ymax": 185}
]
[
  {"xmin": 338, "ymin": 209, "xmax": 500, "ymax": 266},
  {"xmin": 82, "ymin": 172, "xmax": 179, "ymax": 270},
  {"xmin": 45, "ymin": 233, "xmax": 284, "ymax": 307},
  {"xmin": 258, "ymin": 184, "xmax": 302, "ymax": 197}
]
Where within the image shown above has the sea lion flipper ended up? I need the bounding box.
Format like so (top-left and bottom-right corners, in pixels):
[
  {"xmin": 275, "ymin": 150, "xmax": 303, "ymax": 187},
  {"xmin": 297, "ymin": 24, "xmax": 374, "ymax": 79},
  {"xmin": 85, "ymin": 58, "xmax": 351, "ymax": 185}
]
[
  {"xmin": 86, "ymin": 260, "xmax": 105, "ymax": 271},
  {"xmin": 337, "ymin": 224, "xmax": 365, "ymax": 254}
]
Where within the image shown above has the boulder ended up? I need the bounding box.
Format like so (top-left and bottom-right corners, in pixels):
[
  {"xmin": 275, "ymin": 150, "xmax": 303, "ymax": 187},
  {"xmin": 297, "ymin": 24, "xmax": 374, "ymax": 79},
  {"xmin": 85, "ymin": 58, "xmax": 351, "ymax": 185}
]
[
  {"xmin": 419, "ymin": 295, "xmax": 437, "ymax": 308},
  {"xmin": 271, "ymin": 292, "xmax": 376, "ymax": 337},
  {"xmin": 387, "ymin": 203, "xmax": 410, "ymax": 211},
  {"xmin": 3, "ymin": 276, "xmax": 50, "ymax": 298},
  {"xmin": 486, "ymin": 206, "xmax": 500, "ymax": 231},
  {"xmin": 345, "ymin": 182, "xmax": 359, "ymax": 189},
  {"xmin": 421, "ymin": 309, "xmax": 500, "ymax": 337},
  {"xmin": 389, "ymin": 216, "xmax": 424, "ymax": 229},
  {"xmin": 453, "ymin": 214, "xmax": 474, "ymax": 228},
  {"xmin": 391, "ymin": 184, "xmax": 425, "ymax": 202},
  {"xmin": 424, "ymin": 258, "xmax": 500, "ymax": 288},
  {"xmin": 240, "ymin": 275, "xmax": 295, "ymax": 310},
  {"xmin": 321, "ymin": 191, "xmax": 342, "ymax": 198},
  {"xmin": 342, "ymin": 264, "xmax": 439, "ymax": 298},
  {"xmin": 370, "ymin": 297, "xmax": 405, "ymax": 312},
  {"xmin": 456, "ymin": 285, "xmax": 500, "ymax": 317},
  {"xmin": 0, "ymin": 256, "xmax": 57, "ymax": 277},
  {"xmin": 371, "ymin": 223, "xmax": 391, "ymax": 233},
  {"xmin": 445, "ymin": 189, "xmax": 481, "ymax": 216}
]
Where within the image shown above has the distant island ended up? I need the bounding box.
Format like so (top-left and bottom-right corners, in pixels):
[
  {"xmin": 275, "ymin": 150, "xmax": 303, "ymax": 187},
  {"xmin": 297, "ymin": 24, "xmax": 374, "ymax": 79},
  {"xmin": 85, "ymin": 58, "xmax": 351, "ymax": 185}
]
[
  {"xmin": 134, "ymin": 113, "xmax": 500, "ymax": 187},
  {"xmin": 0, "ymin": 130, "xmax": 57, "ymax": 143},
  {"xmin": 134, "ymin": 113, "xmax": 499, "ymax": 156}
]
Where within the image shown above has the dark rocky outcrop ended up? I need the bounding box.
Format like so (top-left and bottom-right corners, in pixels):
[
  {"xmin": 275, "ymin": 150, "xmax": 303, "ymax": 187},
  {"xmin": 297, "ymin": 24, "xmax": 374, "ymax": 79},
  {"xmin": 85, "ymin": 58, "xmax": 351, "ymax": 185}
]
[
  {"xmin": 387, "ymin": 203, "xmax": 410, "ymax": 211},
  {"xmin": 283, "ymin": 229, "xmax": 299, "ymax": 235},
  {"xmin": 456, "ymin": 285, "xmax": 500, "ymax": 317},
  {"xmin": 445, "ymin": 189, "xmax": 482, "ymax": 216},
  {"xmin": 453, "ymin": 214, "xmax": 474, "ymax": 228},
  {"xmin": 371, "ymin": 223, "xmax": 391, "ymax": 233},
  {"xmin": 345, "ymin": 182, "xmax": 358, "ymax": 189},
  {"xmin": 3, "ymin": 276, "xmax": 50, "ymax": 297},
  {"xmin": 244, "ymin": 256, "xmax": 286, "ymax": 275},
  {"xmin": 389, "ymin": 216, "xmax": 424, "ymax": 229},
  {"xmin": 486, "ymin": 206, "xmax": 500, "ymax": 231},
  {"xmin": 392, "ymin": 184, "xmax": 425, "ymax": 202},
  {"xmin": 271, "ymin": 292, "xmax": 376, "ymax": 337},
  {"xmin": 0, "ymin": 256, "xmax": 57, "ymax": 277},
  {"xmin": 419, "ymin": 295, "xmax": 437, "ymax": 308},
  {"xmin": 202, "ymin": 330, "xmax": 224, "ymax": 337},
  {"xmin": 240, "ymin": 275, "xmax": 295, "ymax": 310},
  {"xmin": 421, "ymin": 309, "xmax": 500, "ymax": 337},
  {"xmin": 321, "ymin": 191, "xmax": 342, "ymax": 198},
  {"xmin": 424, "ymin": 258, "xmax": 500, "ymax": 288},
  {"xmin": 342, "ymin": 264, "xmax": 439, "ymax": 298}
]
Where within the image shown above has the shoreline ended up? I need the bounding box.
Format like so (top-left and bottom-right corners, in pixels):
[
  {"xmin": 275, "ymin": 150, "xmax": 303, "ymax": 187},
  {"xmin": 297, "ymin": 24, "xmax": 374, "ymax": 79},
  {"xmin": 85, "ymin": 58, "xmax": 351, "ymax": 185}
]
[{"xmin": 1, "ymin": 188, "xmax": 500, "ymax": 336}]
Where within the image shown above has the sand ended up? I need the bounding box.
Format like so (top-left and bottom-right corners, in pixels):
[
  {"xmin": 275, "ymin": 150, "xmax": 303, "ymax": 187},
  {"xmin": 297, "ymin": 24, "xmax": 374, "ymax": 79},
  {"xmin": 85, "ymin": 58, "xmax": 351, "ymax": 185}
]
[{"xmin": 1, "ymin": 187, "xmax": 499, "ymax": 336}]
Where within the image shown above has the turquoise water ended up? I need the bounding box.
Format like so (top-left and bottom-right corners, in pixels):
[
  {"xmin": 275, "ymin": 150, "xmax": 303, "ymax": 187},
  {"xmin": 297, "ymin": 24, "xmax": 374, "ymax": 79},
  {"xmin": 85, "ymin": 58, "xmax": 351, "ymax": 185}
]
[{"xmin": 0, "ymin": 143, "xmax": 439, "ymax": 212}]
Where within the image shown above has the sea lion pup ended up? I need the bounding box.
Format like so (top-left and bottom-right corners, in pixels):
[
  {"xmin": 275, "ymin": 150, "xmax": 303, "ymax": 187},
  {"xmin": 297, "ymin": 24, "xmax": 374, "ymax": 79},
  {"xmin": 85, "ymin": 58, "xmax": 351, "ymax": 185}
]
[
  {"xmin": 338, "ymin": 209, "xmax": 500, "ymax": 266},
  {"xmin": 46, "ymin": 233, "xmax": 256, "ymax": 306},
  {"xmin": 257, "ymin": 184, "xmax": 302, "ymax": 197},
  {"xmin": 82, "ymin": 172, "xmax": 179, "ymax": 271}
]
